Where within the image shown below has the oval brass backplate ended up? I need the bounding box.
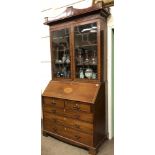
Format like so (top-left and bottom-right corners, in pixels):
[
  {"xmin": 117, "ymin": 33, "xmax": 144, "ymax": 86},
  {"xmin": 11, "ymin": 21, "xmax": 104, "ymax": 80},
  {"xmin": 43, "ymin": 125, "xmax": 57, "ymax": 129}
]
[{"xmin": 64, "ymin": 87, "xmax": 73, "ymax": 94}]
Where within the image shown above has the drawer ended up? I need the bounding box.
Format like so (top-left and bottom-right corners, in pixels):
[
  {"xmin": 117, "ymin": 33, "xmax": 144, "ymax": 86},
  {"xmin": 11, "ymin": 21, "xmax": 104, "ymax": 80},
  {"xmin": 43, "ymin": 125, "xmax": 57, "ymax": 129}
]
[
  {"xmin": 65, "ymin": 100, "xmax": 91, "ymax": 113},
  {"xmin": 47, "ymin": 108, "xmax": 93, "ymax": 123},
  {"xmin": 43, "ymin": 97, "xmax": 64, "ymax": 111},
  {"xmin": 43, "ymin": 121, "xmax": 93, "ymax": 146},
  {"xmin": 43, "ymin": 119, "xmax": 58, "ymax": 133},
  {"xmin": 61, "ymin": 125, "xmax": 93, "ymax": 146},
  {"xmin": 44, "ymin": 112, "xmax": 93, "ymax": 134}
]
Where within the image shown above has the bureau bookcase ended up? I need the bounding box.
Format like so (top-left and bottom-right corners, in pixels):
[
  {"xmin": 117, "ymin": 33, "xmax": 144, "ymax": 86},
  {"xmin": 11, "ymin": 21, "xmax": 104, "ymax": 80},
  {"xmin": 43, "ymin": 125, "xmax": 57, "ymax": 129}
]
[{"xmin": 42, "ymin": 2, "xmax": 110, "ymax": 155}]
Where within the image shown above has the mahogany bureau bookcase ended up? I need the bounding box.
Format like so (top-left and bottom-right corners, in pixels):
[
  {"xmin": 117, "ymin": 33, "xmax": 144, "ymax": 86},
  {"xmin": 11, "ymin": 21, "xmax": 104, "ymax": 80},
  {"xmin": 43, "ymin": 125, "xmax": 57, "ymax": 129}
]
[{"xmin": 42, "ymin": 2, "xmax": 110, "ymax": 155}]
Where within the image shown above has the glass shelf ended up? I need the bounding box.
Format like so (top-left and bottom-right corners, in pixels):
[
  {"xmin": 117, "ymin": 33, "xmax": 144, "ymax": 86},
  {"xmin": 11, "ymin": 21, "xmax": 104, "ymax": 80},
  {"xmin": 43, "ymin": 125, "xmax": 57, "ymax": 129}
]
[
  {"xmin": 75, "ymin": 44, "xmax": 97, "ymax": 48},
  {"xmin": 54, "ymin": 62, "xmax": 70, "ymax": 65}
]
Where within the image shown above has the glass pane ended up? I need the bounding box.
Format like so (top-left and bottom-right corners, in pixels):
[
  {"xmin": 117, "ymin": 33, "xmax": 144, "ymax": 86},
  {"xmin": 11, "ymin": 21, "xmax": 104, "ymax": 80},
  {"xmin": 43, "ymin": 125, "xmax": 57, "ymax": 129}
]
[
  {"xmin": 52, "ymin": 28, "xmax": 71, "ymax": 79},
  {"xmin": 74, "ymin": 22, "xmax": 98, "ymax": 80}
]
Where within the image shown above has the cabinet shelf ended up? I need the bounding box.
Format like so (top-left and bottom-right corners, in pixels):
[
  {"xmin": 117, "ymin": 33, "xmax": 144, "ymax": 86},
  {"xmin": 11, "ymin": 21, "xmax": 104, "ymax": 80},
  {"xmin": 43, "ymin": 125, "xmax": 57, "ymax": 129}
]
[
  {"xmin": 52, "ymin": 35, "xmax": 69, "ymax": 40},
  {"xmin": 74, "ymin": 31, "xmax": 97, "ymax": 35},
  {"xmin": 75, "ymin": 43, "xmax": 97, "ymax": 48},
  {"xmin": 76, "ymin": 64, "xmax": 97, "ymax": 66},
  {"xmin": 54, "ymin": 49, "xmax": 70, "ymax": 52},
  {"xmin": 54, "ymin": 62, "xmax": 70, "ymax": 65},
  {"xmin": 53, "ymin": 77, "xmax": 71, "ymax": 79}
]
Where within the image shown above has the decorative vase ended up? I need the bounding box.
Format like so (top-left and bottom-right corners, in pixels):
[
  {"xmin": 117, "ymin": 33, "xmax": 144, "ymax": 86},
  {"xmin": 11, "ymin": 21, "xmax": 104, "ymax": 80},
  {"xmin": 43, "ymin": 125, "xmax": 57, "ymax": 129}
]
[{"xmin": 85, "ymin": 68, "xmax": 93, "ymax": 79}]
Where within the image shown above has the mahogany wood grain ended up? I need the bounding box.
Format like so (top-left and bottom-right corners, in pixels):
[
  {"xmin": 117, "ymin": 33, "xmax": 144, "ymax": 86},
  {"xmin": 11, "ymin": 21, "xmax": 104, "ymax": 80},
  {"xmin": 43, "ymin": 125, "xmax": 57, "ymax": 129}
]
[
  {"xmin": 44, "ymin": 1, "xmax": 110, "ymax": 26},
  {"xmin": 43, "ymin": 97, "xmax": 64, "ymax": 108},
  {"xmin": 42, "ymin": 2, "xmax": 110, "ymax": 155},
  {"xmin": 65, "ymin": 100, "xmax": 92, "ymax": 113},
  {"xmin": 43, "ymin": 121, "xmax": 93, "ymax": 146},
  {"xmin": 42, "ymin": 81, "xmax": 100, "ymax": 103},
  {"xmin": 93, "ymin": 83, "xmax": 107, "ymax": 146},
  {"xmin": 44, "ymin": 112, "xmax": 93, "ymax": 134},
  {"xmin": 43, "ymin": 130, "xmax": 97, "ymax": 150},
  {"xmin": 43, "ymin": 105, "xmax": 94, "ymax": 123}
]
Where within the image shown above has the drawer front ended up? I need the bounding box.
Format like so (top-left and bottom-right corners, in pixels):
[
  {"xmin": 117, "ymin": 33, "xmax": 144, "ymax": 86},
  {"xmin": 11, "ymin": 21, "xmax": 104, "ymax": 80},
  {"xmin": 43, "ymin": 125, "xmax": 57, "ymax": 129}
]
[
  {"xmin": 44, "ymin": 112, "xmax": 93, "ymax": 134},
  {"xmin": 61, "ymin": 126, "xmax": 93, "ymax": 146},
  {"xmin": 43, "ymin": 97, "xmax": 64, "ymax": 111},
  {"xmin": 48, "ymin": 108, "xmax": 93, "ymax": 123},
  {"xmin": 43, "ymin": 119, "xmax": 58, "ymax": 133},
  {"xmin": 43, "ymin": 121, "xmax": 93, "ymax": 146},
  {"xmin": 65, "ymin": 100, "xmax": 91, "ymax": 113}
]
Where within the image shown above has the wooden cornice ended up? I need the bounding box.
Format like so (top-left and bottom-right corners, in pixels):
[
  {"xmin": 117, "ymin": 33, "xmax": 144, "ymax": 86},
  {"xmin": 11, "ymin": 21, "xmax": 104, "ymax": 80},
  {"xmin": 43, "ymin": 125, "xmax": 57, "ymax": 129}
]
[{"xmin": 44, "ymin": 1, "xmax": 111, "ymax": 25}]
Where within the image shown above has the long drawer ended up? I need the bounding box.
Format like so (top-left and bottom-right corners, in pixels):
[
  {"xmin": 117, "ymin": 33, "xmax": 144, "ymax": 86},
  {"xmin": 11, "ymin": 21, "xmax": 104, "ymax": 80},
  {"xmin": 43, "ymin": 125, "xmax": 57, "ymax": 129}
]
[
  {"xmin": 43, "ymin": 107, "xmax": 93, "ymax": 123},
  {"xmin": 44, "ymin": 112, "xmax": 93, "ymax": 134},
  {"xmin": 43, "ymin": 119, "xmax": 93, "ymax": 146}
]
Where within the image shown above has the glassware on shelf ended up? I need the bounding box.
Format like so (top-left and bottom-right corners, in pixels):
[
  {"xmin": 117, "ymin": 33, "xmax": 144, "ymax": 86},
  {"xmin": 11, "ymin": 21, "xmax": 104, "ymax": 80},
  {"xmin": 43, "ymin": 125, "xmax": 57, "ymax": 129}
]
[
  {"xmin": 84, "ymin": 49, "xmax": 90, "ymax": 65},
  {"xmin": 56, "ymin": 66, "xmax": 70, "ymax": 78},
  {"xmin": 56, "ymin": 72, "xmax": 60, "ymax": 77},
  {"xmin": 55, "ymin": 47, "xmax": 59, "ymax": 64},
  {"xmin": 65, "ymin": 54, "xmax": 70, "ymax": 64},
  {"xmin": 90, "ymin": 50, "xmax": 97, "ymax": 65},
  {"xmin": 61, "ymin": 46, "xmax": 67, "ymax": 63},
  {"xmin": 62, "ymin": 66, "xmax": 67, "ymax": 78},
  {"xmin": 85, "ymin": 67, "xmax": 93, "ymax": 79},
  {"xmin": 56, "ymin": 63, "xmax": 62, "ymax": 78},
  {"xmin": 56, "ymin": 70, "xmax": 61, "ymax": 77},
  {"xmin": 92, "ymin": 72, "xmax": 97, "ymax": 79},
  {"xmin": 76, "ymin": 49, "xmax": 84, "ymax": 65},
  {"xmin": 52, "ymin": 28, "xmax": 71, "ymax": 79},
  {"xmin": 62, "ymin": 53, "xmax": 67, "ymax": 63},
  {"xmin": 57, "ymin": 60, "xmax": 63, "ymax": 64},
  {"xmin": 60, "ymin": 72, "xmax": 64, "ymax": 77},
  {"xmin": 79, "ymin": 67, "xmax": 84, "ymax": 79}
]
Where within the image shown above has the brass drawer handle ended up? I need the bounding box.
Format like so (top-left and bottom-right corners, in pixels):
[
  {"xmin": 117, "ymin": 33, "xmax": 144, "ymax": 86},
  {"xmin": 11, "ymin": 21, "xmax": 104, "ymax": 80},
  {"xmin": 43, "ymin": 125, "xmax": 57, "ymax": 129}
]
[
  {"xmin": 51, "ymin": 99, "xmax": 56, "ymax": 105},
  {"xmin": 74, "ymin": 124, "xmax": 80, "ymax": 129},
  {"xmin": 75, "ymin": 135, "xmax": 81, "ymax": 140},
  {"xmin": 73, "ymin": 104, "xmax": 80, "ymax": 110},
  {"xmin": 51, "ymin": 110, "xmax": 56, "ymax": 114},
  {"xmin": 51, "ymin": 102, "xmax": 56, "ymax": 105}
]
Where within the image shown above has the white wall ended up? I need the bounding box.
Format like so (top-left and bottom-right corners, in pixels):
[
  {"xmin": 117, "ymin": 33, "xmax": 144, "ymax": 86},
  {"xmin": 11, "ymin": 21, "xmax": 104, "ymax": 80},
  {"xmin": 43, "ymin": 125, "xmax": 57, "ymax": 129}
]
[
  {"xmin": 107, "ymin": 6, "xmax": 114, "ymax": 139},
  {"xmin": 40, "ymin": 0, "xmax": 114, "ymax": 139}
]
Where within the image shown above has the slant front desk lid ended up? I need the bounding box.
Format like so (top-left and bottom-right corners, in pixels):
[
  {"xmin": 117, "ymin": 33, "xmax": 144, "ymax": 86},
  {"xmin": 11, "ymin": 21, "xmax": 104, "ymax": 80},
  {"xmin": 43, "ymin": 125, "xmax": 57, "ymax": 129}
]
[{"xmin": 42, "ymin": 81, "xmax": 101, "ymax": 103}]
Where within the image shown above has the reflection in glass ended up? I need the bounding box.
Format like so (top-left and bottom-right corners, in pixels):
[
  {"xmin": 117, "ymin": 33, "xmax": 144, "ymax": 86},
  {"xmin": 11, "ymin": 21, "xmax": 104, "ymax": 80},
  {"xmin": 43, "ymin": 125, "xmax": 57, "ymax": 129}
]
[{"xmin": 79, "ymin": 67, "xmax": 84, "ymax": 79}]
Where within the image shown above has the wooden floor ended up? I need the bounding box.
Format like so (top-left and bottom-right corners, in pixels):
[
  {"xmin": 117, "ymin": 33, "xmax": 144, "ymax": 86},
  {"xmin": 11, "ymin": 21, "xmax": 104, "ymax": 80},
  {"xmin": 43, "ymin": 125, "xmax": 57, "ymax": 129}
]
[{"xmin": 41, "ymin": 135, "xmax": 114, "ymax": 155}]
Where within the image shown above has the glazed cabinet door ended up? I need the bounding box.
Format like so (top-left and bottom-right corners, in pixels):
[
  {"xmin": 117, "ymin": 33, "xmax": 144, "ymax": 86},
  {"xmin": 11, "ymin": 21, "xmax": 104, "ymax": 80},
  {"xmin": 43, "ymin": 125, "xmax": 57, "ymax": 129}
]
[
  {"xmin": 73, "ymin": 21, "xmax": 100, "ymax": 81},
  {"xmin": 51, "ymin": 27, "xmax": 72, "ymax": 80}
]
